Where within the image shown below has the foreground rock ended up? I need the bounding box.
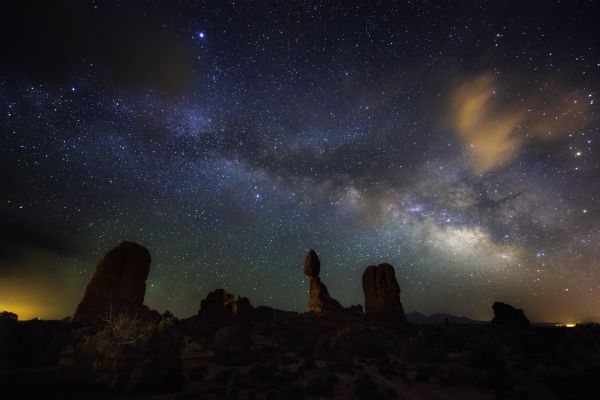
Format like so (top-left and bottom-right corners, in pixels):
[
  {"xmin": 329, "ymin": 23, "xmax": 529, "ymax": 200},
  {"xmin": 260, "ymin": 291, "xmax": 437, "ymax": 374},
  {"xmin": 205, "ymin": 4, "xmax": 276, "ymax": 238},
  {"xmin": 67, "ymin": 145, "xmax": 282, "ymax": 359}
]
[
  {"xmin": 73, "ymin": 241, "xmax": 159, "ymax": 323},
  {"xmin": 491, "ymin": 302, "xmax": 530, "ymax": 328},
  {"xmin": 303, "ymin": 249, "xmax": 343, "ymax": 313},
  {"xmin": 362, "ymin": 263, "xmax": 406, "ymax": 321}
]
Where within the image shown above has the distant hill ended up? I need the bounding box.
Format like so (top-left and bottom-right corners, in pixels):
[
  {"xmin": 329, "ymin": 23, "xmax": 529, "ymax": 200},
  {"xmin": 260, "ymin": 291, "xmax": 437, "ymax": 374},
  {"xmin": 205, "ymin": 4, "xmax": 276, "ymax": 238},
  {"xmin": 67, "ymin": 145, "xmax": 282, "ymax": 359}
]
[{"xmin": 405, "ymin": 311, "xmax": 486, "ymax": 325}]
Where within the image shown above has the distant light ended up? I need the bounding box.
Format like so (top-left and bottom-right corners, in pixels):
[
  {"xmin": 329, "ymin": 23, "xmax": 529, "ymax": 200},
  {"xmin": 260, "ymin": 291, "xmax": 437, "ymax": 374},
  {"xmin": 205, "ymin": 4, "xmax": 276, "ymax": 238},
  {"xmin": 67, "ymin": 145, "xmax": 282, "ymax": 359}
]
[
  {"xmin": 555, "ymin": 322, "xmax": 577, "ymax": 328},
  {"xmin": 71, "ymin": 87, "xmax": 76, "ymax": 92},
  {"xmin": 198, "ymin": 31, "xmax": 205, "ymax": 39}
]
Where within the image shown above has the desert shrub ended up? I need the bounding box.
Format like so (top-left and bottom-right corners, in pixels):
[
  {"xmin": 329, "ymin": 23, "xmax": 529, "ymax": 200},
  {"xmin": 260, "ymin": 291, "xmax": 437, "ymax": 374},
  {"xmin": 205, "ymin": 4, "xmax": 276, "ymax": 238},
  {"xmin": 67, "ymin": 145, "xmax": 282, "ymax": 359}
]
[
  {"xmin": 314, "ymin": 327, "xmax": 387, "ymax": 363},
  {"xmin": 274, "ymin": 322, "xmax": 321, "ymax": 353},
  {"xmin": 1, "ymin": 317, "xmax": 73, "ymax": 369},
  {"xmin": 276, "ymin": 384, "xmax": 306, "ymax": 400},
  {"xmin": 244, "ymin": 361, "xmax": 278, "ymax": 383},
  {"xmin": 545, "ymin": 369, "xmax": 597, "ymax": 398},
  {"xmin": 375, "ymin": 357, "xmax": 402, "ymax": 379},
  {"xmin": 0, "ymin": 312, "xmax": 18, "ymax": 369},
  {"xmin": 188, "ymin": 365, "xmax": 208, "ymax": 382},
  {"xmin": 62, "ymin": 313, "xmax": 183, "ymax": 393},
  {"xmin": 406, "ymin": 329, "xmax": 449, "ymax": 363},
  {"xmin": 294, "ymin": 356, "xmax": 316, "ymax": 378},
  {"xmin": 353, "ymin": 373, "xmax": 387, "ymax": 400},
  {"xmin": 0, "ymin": 311, "xmax": 18, "ymax": 321},
  {"xmin": 213, "ymin": 324, "xmax": 253, "ymax": 363},
  {"xmin": 434, "ymin": 362, "xmax": 476, "ymax": 385},
  {"xmin": 556, "ymin": 324, "xmax": 600, "ymax": 372},
  {"xmin": 305, "ymin": 375, "xmax": 337, "ymax": 397},
  {"xmin": 212, "ymin": 367, "xmax": 241, "ymax": 387},
  {"xmin": 468, "ymin": 333, "xmax": 506, "ymax": 370},
  {"xmin": 415, "ymin": 364, "xmax": 435, "ymax": 382}
]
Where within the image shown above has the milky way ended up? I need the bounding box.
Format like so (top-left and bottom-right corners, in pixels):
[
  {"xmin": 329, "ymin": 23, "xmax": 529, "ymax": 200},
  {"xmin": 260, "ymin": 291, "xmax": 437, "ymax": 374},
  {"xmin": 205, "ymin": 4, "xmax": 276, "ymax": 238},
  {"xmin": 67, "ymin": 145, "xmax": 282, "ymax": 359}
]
[{"xmin": 1, "ymin": 1, "xmax": 599, "ymax": 321}]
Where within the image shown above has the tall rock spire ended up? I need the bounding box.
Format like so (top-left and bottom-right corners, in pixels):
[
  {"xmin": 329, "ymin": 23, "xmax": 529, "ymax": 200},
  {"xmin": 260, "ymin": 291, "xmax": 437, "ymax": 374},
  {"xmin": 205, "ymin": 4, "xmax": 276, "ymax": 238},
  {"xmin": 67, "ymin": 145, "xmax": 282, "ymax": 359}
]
[{"xmin": 303, "ymin": 249, "xmax": 342, "ymax": 313}]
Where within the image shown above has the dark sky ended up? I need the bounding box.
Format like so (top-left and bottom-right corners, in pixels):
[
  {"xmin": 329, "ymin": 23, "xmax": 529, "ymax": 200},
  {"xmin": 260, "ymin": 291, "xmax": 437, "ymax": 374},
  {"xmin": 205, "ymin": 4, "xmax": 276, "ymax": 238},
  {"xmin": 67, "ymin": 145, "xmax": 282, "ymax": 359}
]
[{"xmin": 1, "ymin": 0, "xmax": 599, "ymax": 322}]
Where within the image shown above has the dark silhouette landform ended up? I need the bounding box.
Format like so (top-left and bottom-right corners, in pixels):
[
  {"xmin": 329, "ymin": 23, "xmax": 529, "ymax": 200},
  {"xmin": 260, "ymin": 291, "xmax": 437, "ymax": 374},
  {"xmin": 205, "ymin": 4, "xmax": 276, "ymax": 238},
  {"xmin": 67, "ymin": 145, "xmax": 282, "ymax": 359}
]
[
  {"xmin": 1, "ymin": 241, "xmax": 598, "ymax": 399},
  {"xmin": 73, "ymin": 241, "xmax": 160, "ymax": 323}
]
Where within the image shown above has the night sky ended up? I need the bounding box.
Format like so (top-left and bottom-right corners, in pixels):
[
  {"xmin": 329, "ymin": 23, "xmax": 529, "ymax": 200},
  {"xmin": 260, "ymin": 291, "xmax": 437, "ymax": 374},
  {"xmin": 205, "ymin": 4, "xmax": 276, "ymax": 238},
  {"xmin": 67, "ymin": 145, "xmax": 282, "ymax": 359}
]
[{"xmin": 1, "ymin": 1, "xmax": 599, "ymax": 322}]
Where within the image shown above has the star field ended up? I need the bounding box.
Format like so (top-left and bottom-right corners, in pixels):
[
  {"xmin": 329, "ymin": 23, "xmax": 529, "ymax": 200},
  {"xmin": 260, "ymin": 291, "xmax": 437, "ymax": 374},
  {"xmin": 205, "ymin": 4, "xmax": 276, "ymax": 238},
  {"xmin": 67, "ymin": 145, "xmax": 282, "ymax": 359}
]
[{"xmin": 1, "ymin": 1, "xmax": 599, "ymax": 322}]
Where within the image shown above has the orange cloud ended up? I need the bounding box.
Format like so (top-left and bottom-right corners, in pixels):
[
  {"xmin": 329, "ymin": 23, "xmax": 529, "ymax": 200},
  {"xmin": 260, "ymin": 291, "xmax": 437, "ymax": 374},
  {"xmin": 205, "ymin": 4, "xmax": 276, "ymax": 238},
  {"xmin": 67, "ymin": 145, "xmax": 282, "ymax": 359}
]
[{"xmin": 448, "ymin": 73, "xmax": 590, "ymax": 173}]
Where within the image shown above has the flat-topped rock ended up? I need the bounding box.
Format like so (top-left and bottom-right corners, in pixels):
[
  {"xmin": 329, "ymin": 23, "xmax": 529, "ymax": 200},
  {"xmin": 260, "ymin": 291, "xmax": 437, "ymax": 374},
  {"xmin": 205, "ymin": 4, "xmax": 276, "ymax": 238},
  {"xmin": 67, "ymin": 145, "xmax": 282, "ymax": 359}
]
[
  {"xmin": 362, "ymin": 263, "xmax": 405, "ymax": 320},
  {"xmin": 491, "ymin": 302, "xmax": 530, "ymax": 328}
]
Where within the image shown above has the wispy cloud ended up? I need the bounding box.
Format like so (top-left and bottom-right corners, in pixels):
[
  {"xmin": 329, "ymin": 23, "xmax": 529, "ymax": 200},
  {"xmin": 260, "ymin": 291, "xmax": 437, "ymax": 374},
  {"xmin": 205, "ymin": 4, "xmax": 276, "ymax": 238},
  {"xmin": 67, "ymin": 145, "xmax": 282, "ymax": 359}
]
[{"xmin": 448, "ymin": 73, "xmax": 590, "ymax": 173}]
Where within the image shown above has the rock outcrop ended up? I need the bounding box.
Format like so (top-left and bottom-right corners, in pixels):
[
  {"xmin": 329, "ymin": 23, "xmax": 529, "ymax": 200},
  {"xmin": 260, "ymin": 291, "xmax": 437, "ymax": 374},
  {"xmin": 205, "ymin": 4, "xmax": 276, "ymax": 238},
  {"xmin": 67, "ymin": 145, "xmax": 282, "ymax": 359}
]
[
  {"xmin": 303, "ymin": 249, "xmax": 343, "ymax": 313},
  {"xmin": 198, "ymin": 289, "xmax": 237, "ymax": 322},
  {"xmin": 197, "ymin": 291, "xmax": 273, "ymax": 323},
  {"xmin": 491, "ymin": 302, "xmax": 530, "ymax": 328},
  {"xmin": 73, "ymin": 241, "xmax": 158, "ymax": 323},
  {"xmin": 362, "ymin": 263, "xmax": 405, "ymax": 320},
  {"xmin": 234, "ymin": 296, "xmax": 257, "ymax": 322}
]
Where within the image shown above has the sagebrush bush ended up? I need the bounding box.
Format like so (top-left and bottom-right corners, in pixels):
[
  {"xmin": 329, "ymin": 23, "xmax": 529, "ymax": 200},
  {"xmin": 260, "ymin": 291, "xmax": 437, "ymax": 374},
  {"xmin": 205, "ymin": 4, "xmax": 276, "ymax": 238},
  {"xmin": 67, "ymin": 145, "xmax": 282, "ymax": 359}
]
[
  {"xmin": 314, "ymin": 327, "xmax": 387, "ymax": 363},
  {"xmin": 62, "ymin": 312, "xmax": 183, "ymax": 393},
  {"xmin": 213, "ymin": 324, "xmax": 253, "ymax": 363}
]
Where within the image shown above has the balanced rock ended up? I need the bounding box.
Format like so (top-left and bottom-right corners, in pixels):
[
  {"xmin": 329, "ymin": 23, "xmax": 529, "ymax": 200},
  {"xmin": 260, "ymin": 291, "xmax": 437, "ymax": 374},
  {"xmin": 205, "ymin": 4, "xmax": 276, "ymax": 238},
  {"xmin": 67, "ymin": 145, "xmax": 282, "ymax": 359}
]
[
  {"xmin": 304, "ymin": 249, "xmax": 320, "ymax": 277},
  {"xmin": 362, "ymin": 263, "xmax": 405, "ymax": 320},
  {"xmin": 308, "ymin": 277, "xmax": 343, "ymax": 313},
  {"xmin": 73, "ymin": 241, "xmax": 158, "ymax": 323},
  {"xmin": 198, "ymin": 289, "xmax": 237, "ymax": 322},
  {"xmin": 304, "ymin": 249, "xmax": 342, "ymax": 313},
  {"xmin": 491, "ymin": 302, "xmax": 530, "ymax": 328}
]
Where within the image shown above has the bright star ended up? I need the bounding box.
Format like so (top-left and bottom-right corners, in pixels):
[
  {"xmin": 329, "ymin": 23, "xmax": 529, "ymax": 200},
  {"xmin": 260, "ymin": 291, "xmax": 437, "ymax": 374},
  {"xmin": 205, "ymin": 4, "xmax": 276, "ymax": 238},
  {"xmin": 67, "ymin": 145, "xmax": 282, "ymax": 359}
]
[{"xmin": 198, "ymin": 31, "xmax": 205, "ymax": 39}]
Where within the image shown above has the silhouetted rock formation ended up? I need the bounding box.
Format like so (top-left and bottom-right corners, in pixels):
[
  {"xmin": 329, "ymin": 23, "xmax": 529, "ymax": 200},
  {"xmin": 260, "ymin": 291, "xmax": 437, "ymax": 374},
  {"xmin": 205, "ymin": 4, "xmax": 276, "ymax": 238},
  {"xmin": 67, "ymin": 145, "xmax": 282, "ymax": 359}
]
[
  {"xmin": 235, "ymin": 296, "xmax": 266, "ymax": 322},
  {"xmin": 345, "ymin": 304, "xmax": 364, "ymax": 316},
  {"xmin": 308, "ymin": 277, "xmax": 344, "ymax": 313},
  {"xmin": 491, "ymin": 302, "xmax": 530, "ymax": 328},
  {"xmin": 73, "ymin": 241, "xmax": 159, "ymax": 323},
  {"xmin": 362, "ymin": 263, "xmax": 405, "ymax": 320},
  {"xmin": 195, "ymin": 291, "xmax": 274, "ymax": 324},
  {"xmin": 303, "ymin": 250, "xmax": 343, "ymax": 313},
  {"xmin": 304, "ymin": 249, "xmax": 320, "ymax": 277},
  {"xmin": 235, "ymin": 296, "xmax": 253, "ymax": 316},
  {"xmin": 198, "ymin": 289, "xmax": 237, "ymax": 322}
]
